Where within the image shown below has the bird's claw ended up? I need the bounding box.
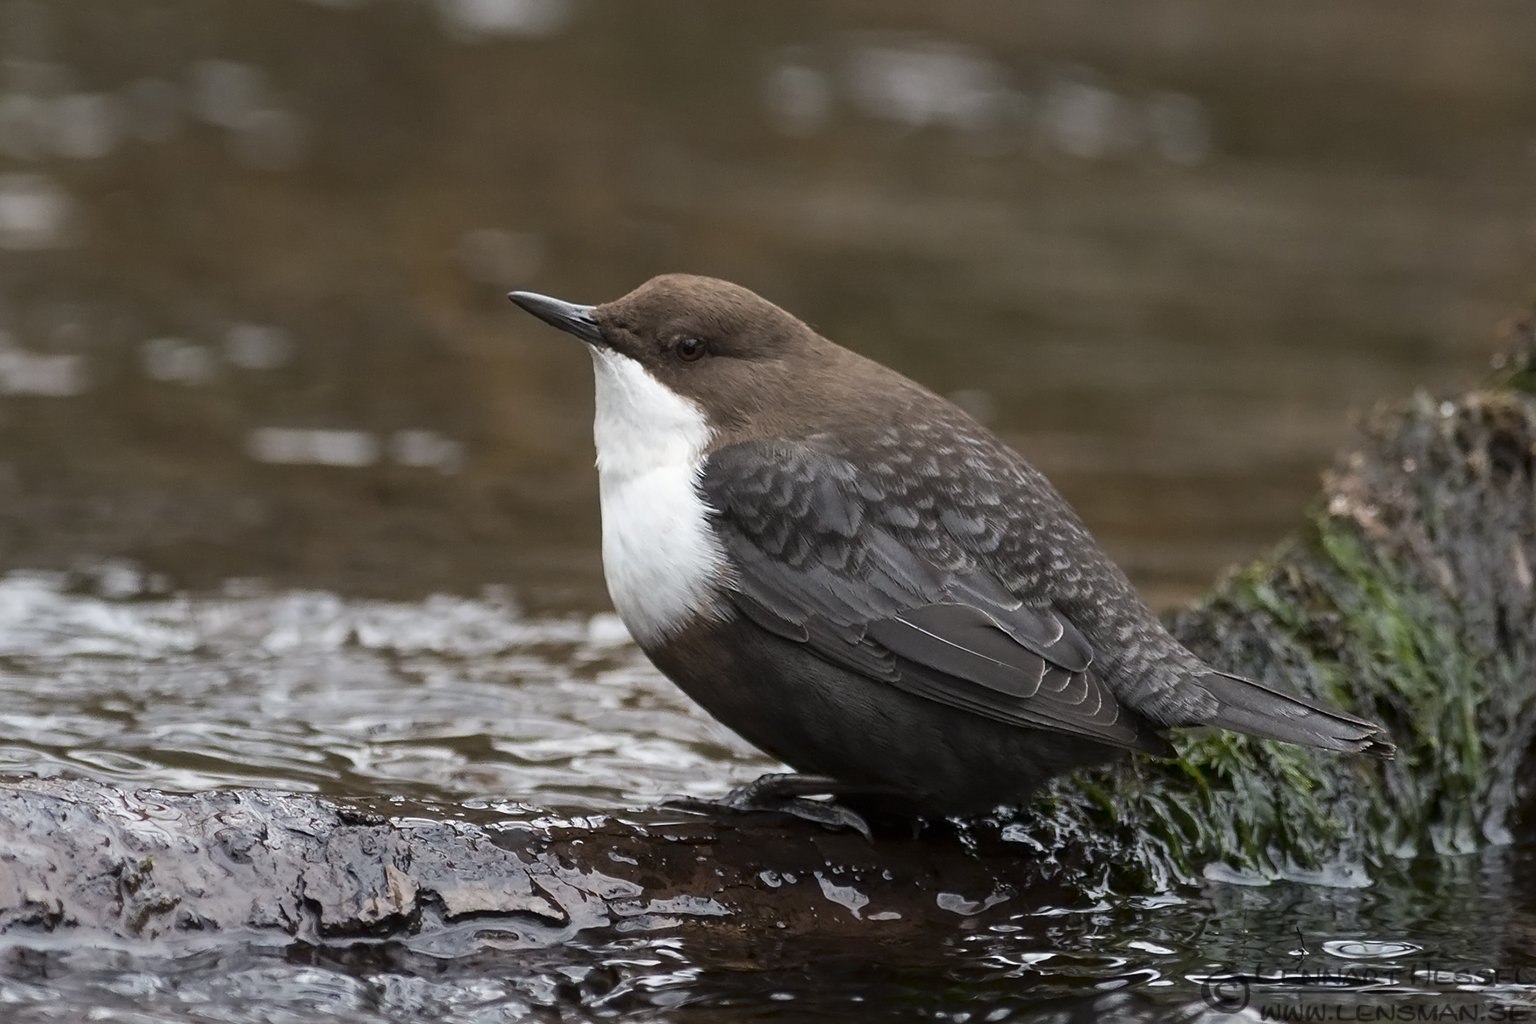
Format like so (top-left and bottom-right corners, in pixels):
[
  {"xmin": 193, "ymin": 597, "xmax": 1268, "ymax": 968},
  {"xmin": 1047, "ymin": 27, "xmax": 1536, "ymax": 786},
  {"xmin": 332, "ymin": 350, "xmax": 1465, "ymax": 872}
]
[{"xmin": 662, "ymin": 773, "xmax": 875, "ymax": 840}]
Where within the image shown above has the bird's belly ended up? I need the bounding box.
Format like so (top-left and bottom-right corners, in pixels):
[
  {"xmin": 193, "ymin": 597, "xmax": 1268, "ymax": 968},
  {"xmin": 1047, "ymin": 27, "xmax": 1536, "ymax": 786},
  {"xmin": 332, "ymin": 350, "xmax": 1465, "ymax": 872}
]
[
  {"xmin": 598, "ymin": 465, "xmax": 727, "ymax": 645},
  {"xmin": 646, "ymin": 617, "xmax": 1124, "ymax": 813}
]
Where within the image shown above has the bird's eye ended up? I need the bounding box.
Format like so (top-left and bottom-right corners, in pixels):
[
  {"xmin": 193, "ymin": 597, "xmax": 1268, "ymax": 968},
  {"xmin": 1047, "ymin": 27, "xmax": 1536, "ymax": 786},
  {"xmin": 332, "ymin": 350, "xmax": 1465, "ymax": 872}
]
[{"xmin": 676, "ymin": 337, "xmax": 707, "ymax": 362}]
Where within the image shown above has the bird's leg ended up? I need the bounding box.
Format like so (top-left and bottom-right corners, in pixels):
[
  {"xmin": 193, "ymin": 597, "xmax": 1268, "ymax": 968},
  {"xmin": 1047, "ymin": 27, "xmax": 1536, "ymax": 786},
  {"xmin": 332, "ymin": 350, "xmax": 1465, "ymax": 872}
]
[{"xmin": 663, "ymin": 773, "xmax": 897, "ymax": 839}]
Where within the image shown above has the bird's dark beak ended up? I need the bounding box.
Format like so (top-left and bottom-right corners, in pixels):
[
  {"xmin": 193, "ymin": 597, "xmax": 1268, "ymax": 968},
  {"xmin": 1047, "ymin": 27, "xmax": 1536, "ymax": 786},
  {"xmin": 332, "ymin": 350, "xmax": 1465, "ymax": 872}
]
[{"xmin": 507, "ymin": 291, "xmax": 603, "ymax": 344}]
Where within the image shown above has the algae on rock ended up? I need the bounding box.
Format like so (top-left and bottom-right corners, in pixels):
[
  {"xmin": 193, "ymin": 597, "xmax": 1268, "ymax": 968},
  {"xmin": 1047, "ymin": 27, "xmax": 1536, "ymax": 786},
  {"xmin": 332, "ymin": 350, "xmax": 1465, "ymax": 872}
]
[{"xmin": 1030, "ymin": 312, "xmax": 1536, "ymax": 888}]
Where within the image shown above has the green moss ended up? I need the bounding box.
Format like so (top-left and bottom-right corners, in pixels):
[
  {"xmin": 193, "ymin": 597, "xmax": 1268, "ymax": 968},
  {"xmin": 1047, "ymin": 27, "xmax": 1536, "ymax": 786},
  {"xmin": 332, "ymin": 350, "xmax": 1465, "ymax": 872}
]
[
  {"xmin": 1037, "ymin": 495, "xmax": 1512, "ymax": 884},
  {"xmin": 997, "ymin": 364, "xmax": 1536, "ymax": 890}
]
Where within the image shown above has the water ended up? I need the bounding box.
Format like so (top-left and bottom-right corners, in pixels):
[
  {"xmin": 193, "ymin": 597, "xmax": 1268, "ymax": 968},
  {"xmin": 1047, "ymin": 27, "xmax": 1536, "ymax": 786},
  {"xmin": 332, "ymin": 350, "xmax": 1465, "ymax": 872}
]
[
  {"xmin": 0, "ymin": 0, "xmax": 1534, "ymax": 1019},
  {"xmin": 2, "ymin": 873, "xmax": 1533, "ymax": 1022},
  {"xmin": 0, "ymin": 571, "xmax": 772, "ymax": 805}
]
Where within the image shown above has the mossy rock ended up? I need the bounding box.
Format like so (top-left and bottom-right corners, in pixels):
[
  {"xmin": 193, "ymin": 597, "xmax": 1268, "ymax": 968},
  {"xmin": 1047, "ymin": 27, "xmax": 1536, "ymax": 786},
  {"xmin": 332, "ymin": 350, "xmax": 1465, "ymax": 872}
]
[{"xmin": 1014, "ymin": 310, "xmax": 1536, "ymax": 887}]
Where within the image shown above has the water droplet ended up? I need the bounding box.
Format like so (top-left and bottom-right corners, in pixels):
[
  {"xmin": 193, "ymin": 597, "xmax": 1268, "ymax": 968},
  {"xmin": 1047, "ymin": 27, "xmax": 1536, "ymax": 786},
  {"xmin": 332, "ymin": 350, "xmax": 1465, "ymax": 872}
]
[{"xmin": 814, "ymin": 872, "xmax": 869, "ymax": 918}]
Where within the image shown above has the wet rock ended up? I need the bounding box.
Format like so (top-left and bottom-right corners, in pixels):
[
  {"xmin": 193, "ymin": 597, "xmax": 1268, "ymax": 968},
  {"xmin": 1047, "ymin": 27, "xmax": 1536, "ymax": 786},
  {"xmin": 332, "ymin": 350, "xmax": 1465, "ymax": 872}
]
[{"xmin": 0, "ymin": 776, "xmax": 1079, "ymax": 950}]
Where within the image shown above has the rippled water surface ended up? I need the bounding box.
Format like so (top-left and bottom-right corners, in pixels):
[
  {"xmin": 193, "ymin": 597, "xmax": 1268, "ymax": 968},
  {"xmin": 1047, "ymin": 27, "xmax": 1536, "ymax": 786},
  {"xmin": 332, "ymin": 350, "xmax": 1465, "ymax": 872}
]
[
  {"xmin": 2, "ymin": 0, "xmax": 1535, "ymax": 1020},
  {"xmin": 0, "ymin": 571, "xmax": 772, "ymax": 805}
]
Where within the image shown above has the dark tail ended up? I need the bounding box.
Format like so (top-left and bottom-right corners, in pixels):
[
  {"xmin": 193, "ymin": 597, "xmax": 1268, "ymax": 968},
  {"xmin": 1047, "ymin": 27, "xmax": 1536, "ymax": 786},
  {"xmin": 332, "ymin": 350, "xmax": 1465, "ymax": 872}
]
[{"xmin": 1197, "ymin": 670, "xmax": 1395, "ymax": 758}]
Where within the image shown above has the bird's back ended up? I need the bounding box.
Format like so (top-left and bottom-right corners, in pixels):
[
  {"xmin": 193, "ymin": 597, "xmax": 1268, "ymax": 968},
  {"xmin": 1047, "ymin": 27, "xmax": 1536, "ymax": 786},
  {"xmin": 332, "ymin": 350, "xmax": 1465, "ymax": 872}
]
[{"xmin": 743, "ymin": 344, "xmax": 1207, "ymax": 721}]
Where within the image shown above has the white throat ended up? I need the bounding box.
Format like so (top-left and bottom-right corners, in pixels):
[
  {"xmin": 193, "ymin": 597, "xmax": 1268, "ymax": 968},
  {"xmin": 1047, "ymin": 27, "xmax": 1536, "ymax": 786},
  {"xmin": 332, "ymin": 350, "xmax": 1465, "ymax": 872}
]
[{"xmin": 589, "ymin": 347, "xmax": 728, "ymax": 645}]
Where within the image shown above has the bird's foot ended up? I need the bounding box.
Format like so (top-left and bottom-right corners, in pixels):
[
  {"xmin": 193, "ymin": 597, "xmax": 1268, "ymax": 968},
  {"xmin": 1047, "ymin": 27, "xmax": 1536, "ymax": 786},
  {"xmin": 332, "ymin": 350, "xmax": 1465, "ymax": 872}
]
[{"xmin": 663, "ymin": 773, "xmax": 878, "ymax": 840}]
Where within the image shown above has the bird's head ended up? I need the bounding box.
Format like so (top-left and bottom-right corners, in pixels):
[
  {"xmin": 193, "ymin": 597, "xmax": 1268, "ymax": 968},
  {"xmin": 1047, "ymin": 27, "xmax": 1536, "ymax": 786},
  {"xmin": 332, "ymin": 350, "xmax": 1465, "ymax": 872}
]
[{"xmin": 512, "ymin": 275, "xmax": 856, "ymax": 453}]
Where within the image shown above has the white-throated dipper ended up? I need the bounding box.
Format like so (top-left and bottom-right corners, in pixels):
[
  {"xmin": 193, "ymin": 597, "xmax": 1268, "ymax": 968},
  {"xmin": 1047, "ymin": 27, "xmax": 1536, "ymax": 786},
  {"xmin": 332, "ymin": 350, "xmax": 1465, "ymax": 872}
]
[{"xmin": 508, "ymin": 275, "xmax": 1392, "ymax": 819}]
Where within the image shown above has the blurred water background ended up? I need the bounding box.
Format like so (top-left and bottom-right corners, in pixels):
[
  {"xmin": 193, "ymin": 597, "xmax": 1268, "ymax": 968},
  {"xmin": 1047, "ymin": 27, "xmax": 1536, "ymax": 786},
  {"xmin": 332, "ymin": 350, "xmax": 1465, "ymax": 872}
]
[{"xmin": 0, "ymin": 1, "xmax": 1534, "ymax": 1021}]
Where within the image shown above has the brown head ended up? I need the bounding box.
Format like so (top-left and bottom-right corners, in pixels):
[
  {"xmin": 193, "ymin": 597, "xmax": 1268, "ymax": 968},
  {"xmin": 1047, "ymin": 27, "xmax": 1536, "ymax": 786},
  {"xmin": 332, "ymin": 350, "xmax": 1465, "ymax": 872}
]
[{"xmin": 508, "ymin": 274, "xmax": 904, "ymax": 445}]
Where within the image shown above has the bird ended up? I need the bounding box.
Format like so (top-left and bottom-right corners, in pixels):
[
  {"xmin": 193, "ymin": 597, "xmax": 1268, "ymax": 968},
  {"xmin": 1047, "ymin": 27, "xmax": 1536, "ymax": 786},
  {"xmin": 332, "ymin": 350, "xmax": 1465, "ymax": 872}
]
[{"xmin": 507, "ymin": 274, "xmax": 1392, "ymax": 821}]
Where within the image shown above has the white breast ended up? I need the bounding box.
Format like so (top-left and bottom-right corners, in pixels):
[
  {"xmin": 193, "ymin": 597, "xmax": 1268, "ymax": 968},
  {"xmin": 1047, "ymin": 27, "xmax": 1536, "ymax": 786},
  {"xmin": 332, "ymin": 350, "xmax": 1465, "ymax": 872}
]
[{"xmin": 588, "ymin": 347, "xmax": 730, "ymax": 645}]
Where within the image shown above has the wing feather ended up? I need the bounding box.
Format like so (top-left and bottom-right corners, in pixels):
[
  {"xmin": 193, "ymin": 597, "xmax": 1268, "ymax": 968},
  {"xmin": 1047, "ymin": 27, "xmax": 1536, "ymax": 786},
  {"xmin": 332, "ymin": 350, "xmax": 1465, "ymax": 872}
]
[{"xmin": 704, "ymin": 441, "xmax": 1167, "ymax": 754}]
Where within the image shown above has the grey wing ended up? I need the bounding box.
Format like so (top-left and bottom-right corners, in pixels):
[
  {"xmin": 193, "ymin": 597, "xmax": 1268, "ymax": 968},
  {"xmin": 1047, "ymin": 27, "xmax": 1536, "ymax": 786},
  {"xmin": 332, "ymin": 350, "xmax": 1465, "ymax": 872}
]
[{"xmin": 702, "ymin": 441, "xmax": 1169, "ymax": 755}]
